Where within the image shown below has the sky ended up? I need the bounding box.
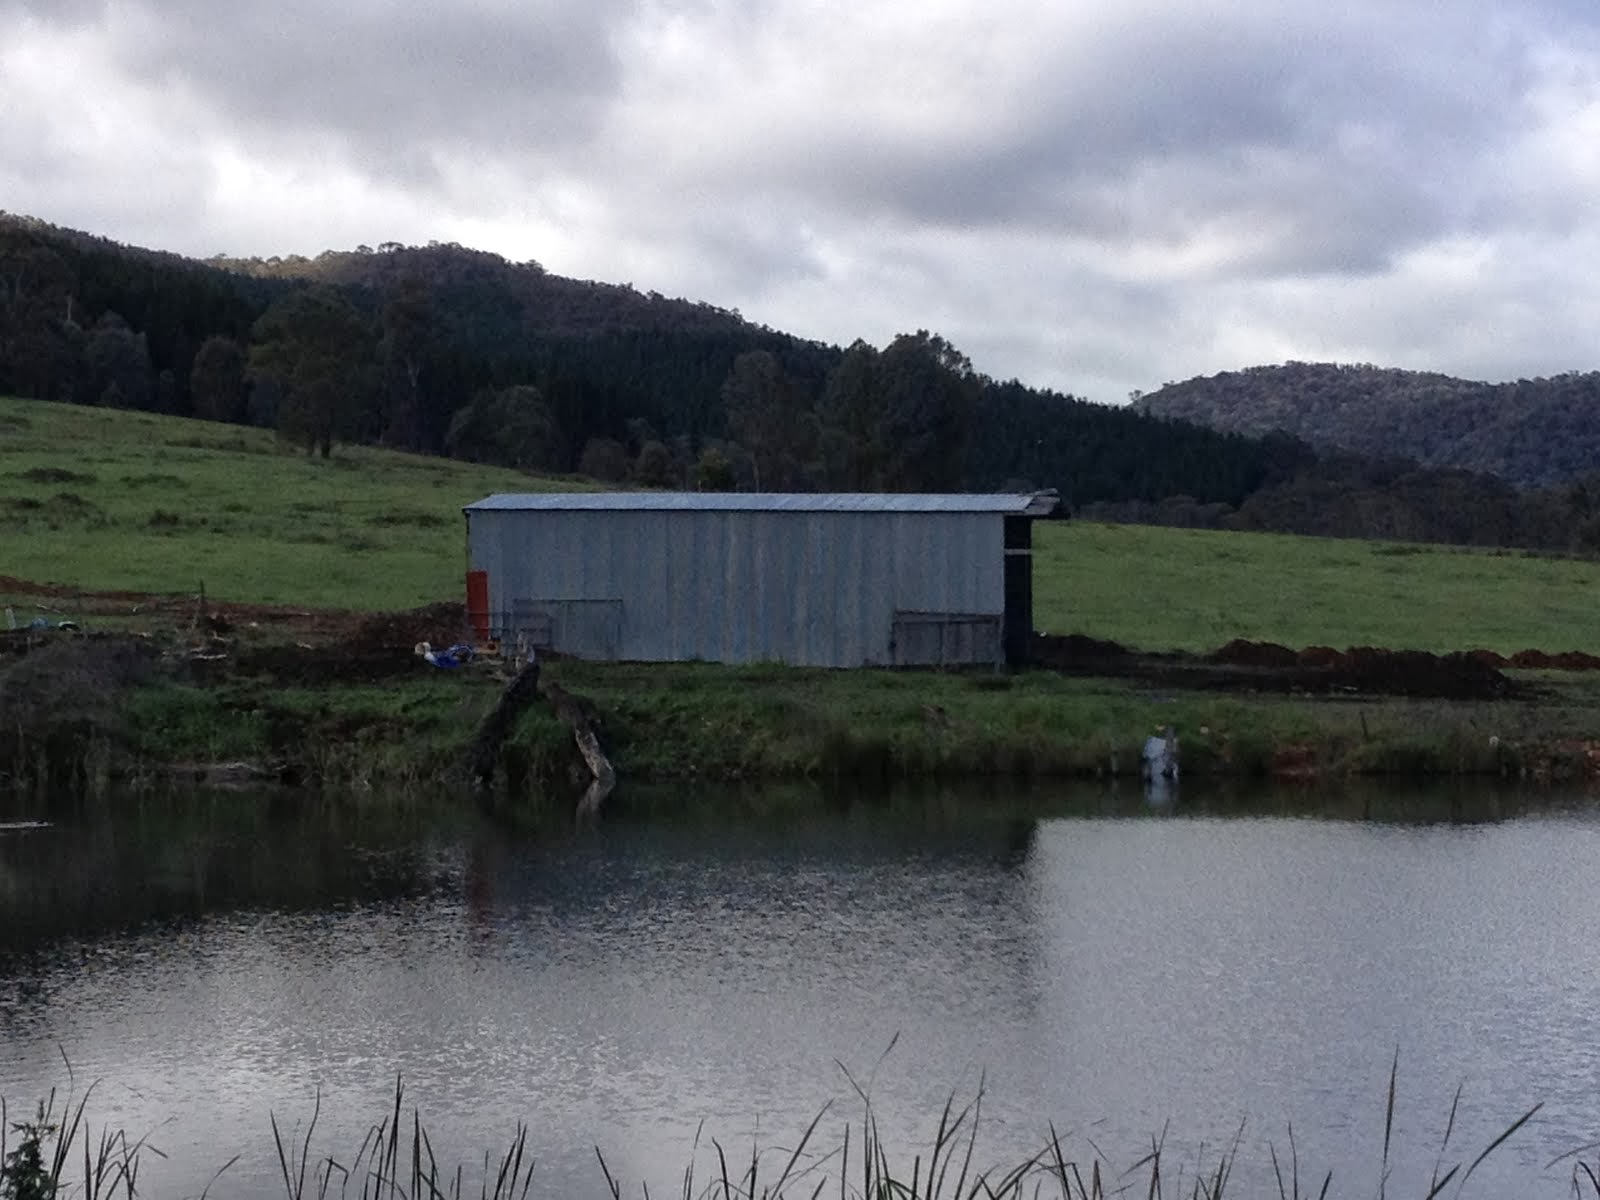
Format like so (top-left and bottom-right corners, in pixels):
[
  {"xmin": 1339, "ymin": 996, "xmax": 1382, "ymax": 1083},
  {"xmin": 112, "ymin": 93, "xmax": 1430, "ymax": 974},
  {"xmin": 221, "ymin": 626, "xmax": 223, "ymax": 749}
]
[{"xmin": 2, "ymin": 0, "xmax": 1598, "ymax": 405}]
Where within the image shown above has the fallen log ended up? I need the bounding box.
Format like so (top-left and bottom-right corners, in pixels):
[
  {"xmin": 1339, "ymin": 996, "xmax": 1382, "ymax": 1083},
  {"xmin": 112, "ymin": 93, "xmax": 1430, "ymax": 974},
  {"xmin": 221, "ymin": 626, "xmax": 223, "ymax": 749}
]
[
  {"xmin": 465, "ymin": 656, "xmax": 616, "ymax": 811},
  {"xmin": 543, "ymin": 679, "xmax": 616, "ymax": 812},
  {"xmin": 466, "ymin": 653, "xmax": 544, "ymax": 791}
]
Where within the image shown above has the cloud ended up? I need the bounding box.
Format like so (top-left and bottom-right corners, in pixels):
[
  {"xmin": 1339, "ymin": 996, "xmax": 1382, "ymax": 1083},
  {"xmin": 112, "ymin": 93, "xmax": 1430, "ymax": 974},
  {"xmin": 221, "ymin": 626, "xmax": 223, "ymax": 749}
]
[
  {"xmin": 2, "ymin": 0, "xmax": 1599, "ymax": 403},
  {"xmin": 11, "ymin": 0, "xmax": 630, "ymax": 163}
]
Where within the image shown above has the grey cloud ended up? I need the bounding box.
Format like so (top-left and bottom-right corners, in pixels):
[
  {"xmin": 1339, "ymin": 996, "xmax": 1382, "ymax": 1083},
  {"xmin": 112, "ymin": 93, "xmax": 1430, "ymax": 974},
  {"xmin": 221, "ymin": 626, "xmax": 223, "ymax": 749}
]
[
  {"xmin": 7, "ymin": 0, "xmax": 635, "ymax": 180},
  {"xmin": 730, "ymin": 3, "xmax": 1571, "ymax": 279}
]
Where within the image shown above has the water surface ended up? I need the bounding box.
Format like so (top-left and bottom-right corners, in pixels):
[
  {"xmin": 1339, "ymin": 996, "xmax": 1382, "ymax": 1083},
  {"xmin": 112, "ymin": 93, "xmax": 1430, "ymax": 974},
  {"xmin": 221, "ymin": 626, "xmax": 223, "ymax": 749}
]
[{"xmin": 2, "ymin": 782, "xmax": 1597, "ymax": 1198}]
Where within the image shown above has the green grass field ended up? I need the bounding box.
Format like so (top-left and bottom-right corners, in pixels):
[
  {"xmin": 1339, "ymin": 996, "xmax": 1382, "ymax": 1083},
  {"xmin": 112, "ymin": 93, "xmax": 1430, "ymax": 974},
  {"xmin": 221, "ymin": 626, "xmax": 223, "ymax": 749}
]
[
  {"xmin": 0, "ymin": 395, "xmax": 582, "ymax": 609},
  {"xmin": 1034, "ymin": 522, "xmax": 1600, "ymax": 654},
  {"xmin": 3, "ymin": 394, "xmax": 1598, "ymax": 654}
]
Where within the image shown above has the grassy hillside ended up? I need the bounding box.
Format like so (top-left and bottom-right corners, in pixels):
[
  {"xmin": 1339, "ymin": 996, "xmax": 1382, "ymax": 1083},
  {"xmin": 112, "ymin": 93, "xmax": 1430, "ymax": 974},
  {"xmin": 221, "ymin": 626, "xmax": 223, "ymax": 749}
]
[
  {"xmin": 0, "ymin": 395, "xmax": 584, "ymax": 609},
  {"xmin": 4, "ymin": 395, "xmax": 1598, "ymax": 654}
]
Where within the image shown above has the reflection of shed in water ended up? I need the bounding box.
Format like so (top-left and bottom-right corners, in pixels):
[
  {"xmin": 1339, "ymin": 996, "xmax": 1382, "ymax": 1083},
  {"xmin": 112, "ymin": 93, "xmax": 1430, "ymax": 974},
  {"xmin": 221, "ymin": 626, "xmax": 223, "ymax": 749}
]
[{"xmin": 463, "ymin": 492, "xmax": 1058, "ymax": 668}]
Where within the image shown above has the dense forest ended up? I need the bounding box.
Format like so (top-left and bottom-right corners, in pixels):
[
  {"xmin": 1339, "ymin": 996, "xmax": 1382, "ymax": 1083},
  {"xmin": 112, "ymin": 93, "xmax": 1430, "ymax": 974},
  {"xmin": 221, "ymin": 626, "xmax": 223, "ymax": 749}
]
[
  {"xmin": 1134, "ymin": 361, "xmax": 1600, "ymax": 488},
  {"xmin": 3, "ymin": 211, "xmax": 1599, "ymax": 554},
  {"xmin": 0, "ymin": 212, "xmax": 1277, "ymax": 504}
]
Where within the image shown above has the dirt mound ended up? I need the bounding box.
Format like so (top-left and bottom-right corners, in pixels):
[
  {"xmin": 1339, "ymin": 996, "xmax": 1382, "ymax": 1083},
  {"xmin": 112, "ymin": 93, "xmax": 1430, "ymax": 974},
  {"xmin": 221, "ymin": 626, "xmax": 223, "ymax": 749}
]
[
  {"xmin": 1210, "ymin": 639, "xmax": 1299, "ymax": 669},
  {"xmin": 1297, "ymin": 645, "xmax": 1342, "ymax": 668},
  {"xmin": 1031, "ymin": 633, "xmax": 1519, "ymax": 700},
  {"xmin": 1031, "ymin": 633, "xmax": 1133, "ymax": 668},
  {"xmin": 232, "ymin": 644, "xmax": 419, "ymax": 686},
  {"xmin": 1332, "ymin": 647, "xmax": 1516, "ymax": 699},
  {"xmin": 232, "ymin": 602, "xmax": 472, "ymax": 685},
  {"xmin": 342, "ymin": 601, "xmax": 469, "ymax": 654},
  {"xmin": 1509, "ymin": 649, "xmax": 1600, "ymax": 670}
]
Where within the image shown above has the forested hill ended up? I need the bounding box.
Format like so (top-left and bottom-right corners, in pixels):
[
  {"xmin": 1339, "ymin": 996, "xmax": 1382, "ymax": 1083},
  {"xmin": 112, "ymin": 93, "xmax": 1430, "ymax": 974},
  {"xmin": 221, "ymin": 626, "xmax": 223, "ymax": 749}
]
[
  {"xmin": 11, "ymin": 210, "xmax": 1600, "ymax": 554},
  {"xmin": 1134, "ymin": 362, "xmax": 1600, "ymax": 488},
  {"xmin": 0, "ymin": 211, "xmax": 1276, "ymax": 509}
]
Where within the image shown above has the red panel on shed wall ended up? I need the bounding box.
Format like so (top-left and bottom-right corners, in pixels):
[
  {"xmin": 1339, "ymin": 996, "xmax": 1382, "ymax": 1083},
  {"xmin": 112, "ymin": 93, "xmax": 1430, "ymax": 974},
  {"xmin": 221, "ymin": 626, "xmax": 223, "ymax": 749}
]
[{"xmin": 466, "ymin": 570, "xmax": 489, "ymax": 641}]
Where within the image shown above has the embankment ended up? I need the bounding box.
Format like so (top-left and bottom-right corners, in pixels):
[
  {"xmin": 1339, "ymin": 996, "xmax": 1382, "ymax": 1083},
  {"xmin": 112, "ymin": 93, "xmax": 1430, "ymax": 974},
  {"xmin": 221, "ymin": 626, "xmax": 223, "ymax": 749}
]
[{"xmin": 4, "ymin": 603, "xmax": 1600, "ymax": 799}]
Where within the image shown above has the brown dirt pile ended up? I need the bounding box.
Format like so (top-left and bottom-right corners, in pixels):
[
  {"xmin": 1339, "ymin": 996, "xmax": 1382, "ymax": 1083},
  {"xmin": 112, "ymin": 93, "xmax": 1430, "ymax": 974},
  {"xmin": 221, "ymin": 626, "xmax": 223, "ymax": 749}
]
[
  {"xmin": 1032, "ymin": 634, "xmax": 1524, "ymax": 700},
  {"xmin": 232, "ymin": 601, "xmax": 470, "ymax": 686}
]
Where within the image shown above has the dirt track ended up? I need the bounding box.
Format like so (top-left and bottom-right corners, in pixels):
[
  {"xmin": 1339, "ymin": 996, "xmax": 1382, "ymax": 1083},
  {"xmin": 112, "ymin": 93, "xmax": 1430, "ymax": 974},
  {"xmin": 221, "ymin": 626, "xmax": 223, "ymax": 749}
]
[{"xmin": 0, "ymin": 574, "xmax": 366, "ymax": 637}]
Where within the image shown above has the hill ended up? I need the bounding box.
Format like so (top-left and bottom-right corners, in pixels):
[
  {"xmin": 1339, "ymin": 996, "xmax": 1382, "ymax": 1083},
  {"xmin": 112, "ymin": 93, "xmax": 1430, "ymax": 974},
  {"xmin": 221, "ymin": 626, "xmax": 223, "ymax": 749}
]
[
  {"xmin": 0, "ymin": 211, "xmax": 1282, "ymax": 508},
  {"xmin": 9, "ymin": 211, "xmax": 1600, "ymax": 551},
  {"xmin": 1134, "ymin": 362, "xmax": 1600, "ymax": 488}
]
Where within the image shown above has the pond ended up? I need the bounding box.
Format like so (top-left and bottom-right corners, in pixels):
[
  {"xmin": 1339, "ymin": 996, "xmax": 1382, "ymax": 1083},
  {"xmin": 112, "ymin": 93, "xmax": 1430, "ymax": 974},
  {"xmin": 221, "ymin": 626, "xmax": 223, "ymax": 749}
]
[{"xmin": 2, "ymin": 780, "xmax": 1597, "ymax": 1198}]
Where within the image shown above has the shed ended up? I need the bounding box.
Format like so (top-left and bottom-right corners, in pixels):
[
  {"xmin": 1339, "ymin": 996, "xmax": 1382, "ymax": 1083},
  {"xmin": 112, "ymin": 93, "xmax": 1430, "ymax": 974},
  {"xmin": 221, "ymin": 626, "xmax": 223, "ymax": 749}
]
[{"xmin": 462, "ymin": 492, "xmax": 1058, "ymax": 668}]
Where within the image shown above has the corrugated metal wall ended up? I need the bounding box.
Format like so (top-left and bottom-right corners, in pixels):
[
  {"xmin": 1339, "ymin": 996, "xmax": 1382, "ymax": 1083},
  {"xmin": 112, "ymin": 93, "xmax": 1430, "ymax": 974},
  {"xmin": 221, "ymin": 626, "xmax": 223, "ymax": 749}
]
[{"xmin": 467, "ymin": 509, "xmax": 1005, "ymax": 667}]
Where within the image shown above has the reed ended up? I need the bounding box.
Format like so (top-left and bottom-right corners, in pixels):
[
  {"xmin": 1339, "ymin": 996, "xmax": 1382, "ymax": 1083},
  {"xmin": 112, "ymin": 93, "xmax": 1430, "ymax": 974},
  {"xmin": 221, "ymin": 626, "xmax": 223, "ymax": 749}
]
[{"xmin": 0, "ymin": 1070, "xmax": 1574, "ymax": 1200}]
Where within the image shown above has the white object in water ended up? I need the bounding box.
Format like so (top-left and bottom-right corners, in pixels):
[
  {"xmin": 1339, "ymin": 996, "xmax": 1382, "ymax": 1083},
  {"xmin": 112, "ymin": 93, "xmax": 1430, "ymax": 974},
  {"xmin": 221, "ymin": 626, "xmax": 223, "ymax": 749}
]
[{"xmin": 1142, "ymin": 726, "xmax": 1179, "ymax": 780}]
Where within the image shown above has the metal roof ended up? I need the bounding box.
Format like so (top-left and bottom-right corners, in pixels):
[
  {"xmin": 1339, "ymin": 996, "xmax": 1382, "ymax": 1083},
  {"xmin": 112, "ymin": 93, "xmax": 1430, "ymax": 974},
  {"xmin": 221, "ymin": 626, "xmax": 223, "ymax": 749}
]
[{"xmin": 464, "ymin": 491, "xmax": 1058, "ymax": 516}]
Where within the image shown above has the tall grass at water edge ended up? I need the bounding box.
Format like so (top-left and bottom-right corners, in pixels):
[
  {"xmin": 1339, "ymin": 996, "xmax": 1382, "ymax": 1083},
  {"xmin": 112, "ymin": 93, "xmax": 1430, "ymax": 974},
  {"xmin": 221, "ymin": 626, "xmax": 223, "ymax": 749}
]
[{"xmin": 0, "ymin": 1065, "xmax": 1583, "ymax": 1200}]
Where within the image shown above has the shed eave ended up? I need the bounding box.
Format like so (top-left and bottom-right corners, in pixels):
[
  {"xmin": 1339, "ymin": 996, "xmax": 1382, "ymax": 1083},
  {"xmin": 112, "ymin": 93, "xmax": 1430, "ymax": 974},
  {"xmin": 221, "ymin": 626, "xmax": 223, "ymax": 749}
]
[{"xmin": 463, "ymin": 490, "xmax": 1059, "ymax": 516}]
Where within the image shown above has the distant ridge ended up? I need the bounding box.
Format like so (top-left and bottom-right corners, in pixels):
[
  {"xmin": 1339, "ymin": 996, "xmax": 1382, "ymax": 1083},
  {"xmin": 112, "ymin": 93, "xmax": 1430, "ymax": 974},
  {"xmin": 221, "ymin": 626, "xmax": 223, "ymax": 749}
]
[{"xmin": 1134, "ymin": 361, "xmax": 1600, "ymax": 488}]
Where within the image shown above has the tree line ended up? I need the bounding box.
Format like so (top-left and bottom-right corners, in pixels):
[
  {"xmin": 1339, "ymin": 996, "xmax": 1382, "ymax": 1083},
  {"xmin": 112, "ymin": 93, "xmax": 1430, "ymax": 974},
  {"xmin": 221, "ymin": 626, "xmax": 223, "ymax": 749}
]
[
  {"xmin": 6, "ymin": 211, "xmax": 1598, "ymax": 555},
  {"xmin": 0, "ymin": 213, "xmax": 1276, "ymax": 503}
]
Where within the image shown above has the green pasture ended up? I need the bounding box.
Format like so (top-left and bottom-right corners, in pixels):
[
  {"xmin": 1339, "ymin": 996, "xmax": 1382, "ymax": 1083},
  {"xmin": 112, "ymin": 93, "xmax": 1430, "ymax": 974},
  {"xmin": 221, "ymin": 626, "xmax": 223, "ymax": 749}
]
[
  {"xmin": 3, "ymin": 395, "xmax": 1597, "ymax": 654},
  {"xmin": 1035, "ymin": 521, "xmax": 1600, "ymax": 655},
  {"xmin": 0, "ymin": 395, "xmax": 585, "ymax": 609}
]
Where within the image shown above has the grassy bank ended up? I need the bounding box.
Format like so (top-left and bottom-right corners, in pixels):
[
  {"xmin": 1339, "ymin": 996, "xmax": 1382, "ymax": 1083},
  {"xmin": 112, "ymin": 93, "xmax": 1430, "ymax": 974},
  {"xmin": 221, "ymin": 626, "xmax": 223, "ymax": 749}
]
[{"xmin": 92, "ymin": 653, "xmax": 1600, "ymax": 798}]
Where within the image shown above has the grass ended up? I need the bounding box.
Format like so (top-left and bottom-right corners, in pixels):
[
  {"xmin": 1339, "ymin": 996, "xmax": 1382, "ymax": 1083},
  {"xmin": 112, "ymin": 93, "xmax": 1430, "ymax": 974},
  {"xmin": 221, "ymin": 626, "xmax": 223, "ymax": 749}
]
[
  {"xmin": 0, "ymin": 396, "xmax": 592, "ymax": 610},
  {"xmin": 1033, "ymin": 521, "xmax": 1600, "ymax": 655},
  {"xmin": 542, "ymin": 659, "xmax": 1600, "ymax": 784},
  {"xmin": 94, "ymin": 652, "xmax": 1600, "ymax": 794},
  {"xmin": 0, "ymin": 1069, "xmax": 1577, "ymax": 1200}
]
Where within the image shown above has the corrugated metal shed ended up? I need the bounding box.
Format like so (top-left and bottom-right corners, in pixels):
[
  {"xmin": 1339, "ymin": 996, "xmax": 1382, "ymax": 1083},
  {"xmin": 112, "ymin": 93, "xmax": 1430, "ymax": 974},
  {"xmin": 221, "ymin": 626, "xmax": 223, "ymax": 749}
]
[{"xmin": 463, "ymin": 492, "xmax": 1057, "ymax": 668}]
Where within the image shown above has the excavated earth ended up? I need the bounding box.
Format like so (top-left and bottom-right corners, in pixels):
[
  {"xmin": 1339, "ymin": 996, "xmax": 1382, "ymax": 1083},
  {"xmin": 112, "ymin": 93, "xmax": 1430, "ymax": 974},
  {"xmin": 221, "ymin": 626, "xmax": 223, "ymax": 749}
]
[
  {"xmin": 229, "ymin": 602, "xmax": 474, "ymax": 685},
  {"xmin": 0, "ymin": 577, "xmax": 1580, "ymax": 700},
  {"xmin": 1031, "ymin": 634, "xmax": 1531, "ymax": 700}
]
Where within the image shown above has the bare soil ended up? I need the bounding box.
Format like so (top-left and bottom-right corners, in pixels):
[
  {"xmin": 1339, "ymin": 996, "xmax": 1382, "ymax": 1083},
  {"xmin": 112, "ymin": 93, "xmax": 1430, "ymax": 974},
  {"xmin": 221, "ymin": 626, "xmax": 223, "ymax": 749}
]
[
  {"xmin": 1031, "ymin": 634, "xmax": 1530, "ymax": 700},
  {"xmin": 0, "ymin": 576, "xmax": 1581, "ymax": 700},
  {"xmin": 230, "ymin": 601, "xmax": 473, "ymax": 686},
  {"xmin": 1, "ymin": 577, "xmax": 473, "ymax": 686},
  {"xmin": 0, "ymin": 574, "xmax": 366, "ymax": 638}
]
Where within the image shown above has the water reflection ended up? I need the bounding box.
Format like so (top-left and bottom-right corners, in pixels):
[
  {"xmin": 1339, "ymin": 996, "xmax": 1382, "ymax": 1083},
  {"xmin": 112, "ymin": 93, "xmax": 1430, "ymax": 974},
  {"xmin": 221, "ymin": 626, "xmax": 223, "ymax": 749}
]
[
  {"xmin": 2, "ymin": 780, "xmax": 1598, "ymax": 1199},
  {"xmin": 0, "ymin": 790, "xmax": 471, "ymax": 952}
]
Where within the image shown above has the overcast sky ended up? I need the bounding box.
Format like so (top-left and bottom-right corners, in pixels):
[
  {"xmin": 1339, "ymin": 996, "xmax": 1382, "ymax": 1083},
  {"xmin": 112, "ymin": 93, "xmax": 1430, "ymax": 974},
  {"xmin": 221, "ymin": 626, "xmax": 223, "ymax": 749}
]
[{"xmin": 3, "ymin": 0, "xmax": 1597, "ymax": 404}]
